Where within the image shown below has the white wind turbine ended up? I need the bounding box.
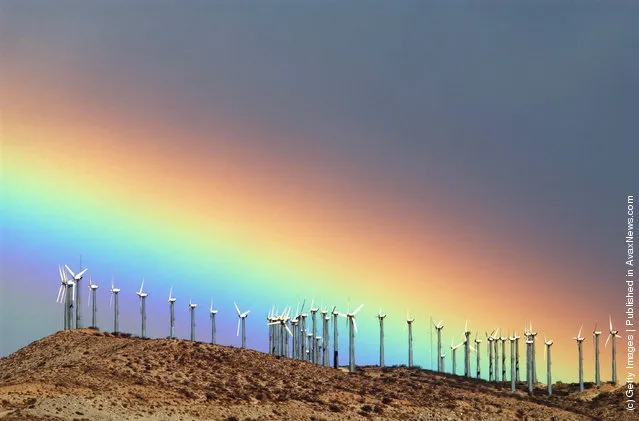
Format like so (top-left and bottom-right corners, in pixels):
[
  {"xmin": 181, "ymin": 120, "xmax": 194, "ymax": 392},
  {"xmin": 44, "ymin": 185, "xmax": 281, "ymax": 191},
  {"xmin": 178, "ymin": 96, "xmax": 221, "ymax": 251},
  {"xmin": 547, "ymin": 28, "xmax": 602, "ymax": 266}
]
[
  {"xmin": 474, "ymin": 332, "xmax": 482, "ymax": 379},
  {"xmin": 451, "ymin": 338, "xmax": 464, "ymax": 375},
  {"xmin": 189, "ymin": 299, "xmax": 197, "ymax": 341},
  {"xmin": 486, "ymin": 329, "xmax": 498, "ymax": 381},
  {"xmin": 377, "ymin": 307, "xmax": 386, "ymax": 367},
  {"xmin": 593, "ymin": 322, "xmax": 602, "ymax": 387},
  {"xmin": 87, "ymin": 277, "xmax": 99, "ymax": 329},
  {"xmin": 309, "ymin": 298, "xmax": 319, "ymax": 364},
  {"xmin": 168, "ymin": 286, "xmax": 176, "ymax": 339},
  {"xmin": 109, "ymin": 277, "xmax": 120, "ymax": 333},
  {"xmin": 525, "ymin": 332, "xmax": 534, "ymax": 393},
  {"xmin": 463, "ymin": 320, "xmax": 471, "ymax": 377},
  {"xmin": 340, "ymin": 302, "xmax": 364, "ymax": 373},
  {"xmin": 574, "ymin": 325, "xmax": 586, "ymax": 393},
  {"xmin": 322, "ymin": 307, "xmax": 333, "ymax": 367},
  {"xmin": 544, "ymin": 336, "xmax": 553, "ymax": 396},
  {"xmin": 528, "ymin": 321, "xmax": 538, "ymax": 384},
  {"xmin": 56, "ymin": 265, "xmax": 74, "ymax": 330},
  {"xmin": 605, "ymin": 315, "xmax": 622, "ymax": 384},
  {"xmin": 433, "ymin": 319, "xmax": 445, "ymax": 372},
  {"xmin": 210, "ymin": 300, "xmax": 218, "ymax": 344},
  {"xmin": 331, "ymin": 306, "xmax": 340, "ymax": 368},
  {"xmin": 499, "ymin": 331, "xmax": 507, "ymax": 382},
  {"xmin": 136, "ymin": 280, "xmax": 148, "ymax": 338},
  {"xmin": 65, "ymin": 265, "xmax": 88, "ymax": 329},
  {"xmin": 509, "ymin": 332, "xmax": 516, "ymax": 392},
  {"xmin": 513, "ymin": 330, "xmax": 521, "ymax": 382},
  {"xmin": 405, "ymin": 310, "xmax": 415, "ymax": 367},
  {"xmin": 234, "ymin": 302, "xmax": 250, "ymax": 349}
]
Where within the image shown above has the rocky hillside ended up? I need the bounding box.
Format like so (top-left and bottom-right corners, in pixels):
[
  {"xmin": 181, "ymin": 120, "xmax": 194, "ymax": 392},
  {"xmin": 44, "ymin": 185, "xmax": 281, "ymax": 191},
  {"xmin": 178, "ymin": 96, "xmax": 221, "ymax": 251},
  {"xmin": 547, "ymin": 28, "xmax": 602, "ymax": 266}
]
[{"xmin": 0, "ymin": 330, "xmax": 633, "ymax": 420}]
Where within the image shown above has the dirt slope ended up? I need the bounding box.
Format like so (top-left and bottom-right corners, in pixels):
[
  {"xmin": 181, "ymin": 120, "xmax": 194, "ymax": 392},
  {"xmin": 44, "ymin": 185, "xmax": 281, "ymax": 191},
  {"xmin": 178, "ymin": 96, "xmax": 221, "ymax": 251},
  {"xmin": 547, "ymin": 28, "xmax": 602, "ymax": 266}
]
[{"xmin": 0, "ymin": 330, "xmax": 633, "ymax": 420}]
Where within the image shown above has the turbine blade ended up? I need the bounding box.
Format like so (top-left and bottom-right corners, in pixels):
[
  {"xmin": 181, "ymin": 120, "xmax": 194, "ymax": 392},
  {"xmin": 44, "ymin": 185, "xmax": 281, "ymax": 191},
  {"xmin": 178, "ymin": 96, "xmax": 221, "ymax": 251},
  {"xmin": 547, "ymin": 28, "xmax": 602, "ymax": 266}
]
[
  {"xmin": 109, "ymin": 291, "xmax": 113, "ymax": 308},
  {"xmin": 578, "ymin": 325, "xmax": 583, "ymax": 339},
  {"xmin": 353, "ymin": 318, "xmax": 358, "ymax": 333},
  {"xmin": 169, "ymin": 286, "xmax": 173, "ymax": 301},
  {"xmin": 234, "ymin": 301, "xmax": 241, "ymax": 316},
  {"xmin": 353, "ymin": 304, "xmax": 364, "ymax": 315},
  {"xmin": 139, "ymin": 279, "xmax": 144, "ymax": 294},
  {"xmin": 605, "ymin": 333, "xmax": 611, "ymax": 347},
  {"xmin": 72, "ymin": 283, "xmax": 75, "ymax": 302},
  {"xmin": 77, "ymin": 268, "xmax": 88, "ymax": 278},
  {"xmin": 65, "ymin": 265, "xmax": 76, "ymax": 278},
  {"xmin": 609, "ymin": 315, "xmax": 613, "ymax": 332},
  {"xmin": 237, "ymin": 318, "xmax": 241, "ymax": 336},
  {"xmin": 285, "ymin": 325, "xmax": 293, "ymax": 336},
  {"xmin": 57, "ymin": 285, "xmax": 64, "ymax": 303}
]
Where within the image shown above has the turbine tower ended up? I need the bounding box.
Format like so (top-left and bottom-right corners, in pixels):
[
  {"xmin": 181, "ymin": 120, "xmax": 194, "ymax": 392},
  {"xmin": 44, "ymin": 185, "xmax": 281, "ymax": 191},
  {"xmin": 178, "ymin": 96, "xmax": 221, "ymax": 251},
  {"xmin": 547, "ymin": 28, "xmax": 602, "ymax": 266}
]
[
  {"xmin": 605, "ymin": 316, "xmax": 622, "ymax": 384},
  {"xmin": 474, "ymin": 332, "xmax": 482, "ymax": 379},
  {"xmin": 332, "ymin": 306, "xmax": 340, "ymax": 368},
  {"xmin": 210, "ymin": 300, "xmax": 218, "ymax": 344},
  {"xmin": 406, "ymin": 310, "xmax": 415, "ymax": 367},
  {"xmin": 509, "ymin": 332, "xmax": 516, "ymax": 392},
  {"xmin": 168, "ymin": 286, "xmax": 176, "ymax": 339},
  {"xmin": 544, "ymin": 336, "xmax": 553, "ymax": 396},
  {"xmin": 65, "ymin": 265, "xmax": 87, "ymax": 329},
  {"xmin": 433, "ymin": 320, "xmax": 444, "ymax": 372},
  {"xmin": 234, "ymin": 302, "xmax": 250, "ymax": 349},
  {"xmin": 499, "ymin": 332, "xmax": 507, "ymax": 382},
  {"xmin": 593, "ymin": 322, "xmax": 602, "ymax": 387},
  {"xmin": 525, "ymin": 333, "xmax": 534, "ymax": 393},
  {"xmin": 377, "ymin": 308, "xmax": 386, "ymax": 367},
  {"xmin": 299, "ymin": 303, "xmax": 308, "ymax": 361},
  {"xmin": 321, "ymin": 306, "xmax": 330, "ymax": 367},
  {"xmin": 463, "ymin": 320, "xmax": 471, "ymax": 377},
  {"xmin": 309, "ymin": 298, "xmax": 319, "ymax": 364},
  {"xmin": 493, "ymin": 328, "xmax": 500, "ymax": 383},
  {"xmin": 573, "ymin": 325, "xmax": 586, "ymax": 393},
  {"xmin": 486, "ymin": 330, "xmax": 497, "ymax": 381},
  {"xmin": 340, "ymin": 302, "xmax": 364, "ymax": 373},
  {"xmin": 528, "ymin": 321, "xmax": 538, "ymax": 384},
  {"xmin": 189, "ymin": 299, "xmax": 197, "ymax": 341},
  {"xmin": 109, "ymin": 278, "xmax": 120, "ymax": 333},
  {"xmin": 87, "ymin": 277, "xmax": 99, "ymax": 329},
  {"xmin": 513, "ymin": 331, "xmax": 521, "ymax": 382},
  {"xmin": 136, "ymin": 280, "xmax": 148, "ymax": 339}
]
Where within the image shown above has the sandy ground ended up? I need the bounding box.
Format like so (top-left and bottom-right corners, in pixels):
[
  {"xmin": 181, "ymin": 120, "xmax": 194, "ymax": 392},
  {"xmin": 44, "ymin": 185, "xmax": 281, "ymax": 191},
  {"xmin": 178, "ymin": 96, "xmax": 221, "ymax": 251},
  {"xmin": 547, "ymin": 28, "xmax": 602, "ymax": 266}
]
[{"xmin": 0, "ymin": 330, "xmax": 634, "ymax": 420}]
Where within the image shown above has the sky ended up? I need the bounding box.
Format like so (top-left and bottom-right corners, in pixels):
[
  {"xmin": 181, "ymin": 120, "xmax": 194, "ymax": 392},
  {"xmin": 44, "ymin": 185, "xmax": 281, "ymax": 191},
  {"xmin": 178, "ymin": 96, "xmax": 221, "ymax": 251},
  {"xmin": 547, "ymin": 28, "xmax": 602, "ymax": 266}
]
[{"xmin": 1, "ymin": 1, "xmax": 638, "ymax": 383}]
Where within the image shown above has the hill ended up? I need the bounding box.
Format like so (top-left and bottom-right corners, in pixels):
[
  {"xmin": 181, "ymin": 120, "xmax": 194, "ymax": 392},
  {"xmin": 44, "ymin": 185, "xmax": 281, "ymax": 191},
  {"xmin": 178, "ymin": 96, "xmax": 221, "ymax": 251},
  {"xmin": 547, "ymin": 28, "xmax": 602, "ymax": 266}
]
[{"xmin": 0, "ymin": 330, "xmax": 633, "ymax": 420}]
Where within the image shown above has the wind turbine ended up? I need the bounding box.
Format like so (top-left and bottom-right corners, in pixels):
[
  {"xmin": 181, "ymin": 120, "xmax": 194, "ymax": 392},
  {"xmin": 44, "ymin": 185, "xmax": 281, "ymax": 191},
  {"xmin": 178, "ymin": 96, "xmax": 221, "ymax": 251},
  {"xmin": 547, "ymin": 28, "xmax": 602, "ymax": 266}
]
[
  {"xmin": 463, "ymin": 320, "xmax": 471, "ymax": 377},
  {"xmin": 309, "ymin": 298, "xmax": 319, "ymax": 364},
  {"xmin": 65, "ymin": 265, "xmax": 87, "ymax": 329},
  {"xmin": 544, "ymin": 336, "xmax": 553, "ymax": 396},
  {"xmin": 573, "ymin": 325, "xmax": 586, "ymax": 393},
  {"xmin": 331, "ymin": 306, "xmax": 339, "ymax": 368},
  {"xmin": 209, "ymin": 300, "xmax": 218, "ymax": 344},
  {"xmin": 605, "ymin": 315, "xmax": 622, "ymax": 384},
  {"xmin": 513, "ymin": 330, "xmax": 521, "ymax": 382},
  {"xmin": 528, "ymin": 321, "xmax": 538, "ymax": 384},
  {"xmin": 493, "ymin": 328, "xmax": 500, "ymax": 383},
  {"xmin": 509, "ymin": 332, "xmax": 516, "ymax": 392},
  {"xmin": 377, "ymin": 307, "xmax": 386, "ymax": 367},
  {"xmin": 405, "ymin": 310, "xmax": 415, "ymax": 367},
  {"xmin": 56, "ymin": 265, "xmax": 73, "ymax": 330},
  {"xmin": 525, "ymin": 332, "xmax": 534, "ymax": 393},
  {"xmin": 340, "ymin": 302, "xmax": 364, "ymax": 373},
  {"xmin": 109, "ymin": 277, "xmax": 120, "ymax": 333},
  {"xmin": 87, "ymin": 277, "xmax": 99, "ymax": 329},
  {"xmin": 168, "ymin": 286, "xmax": 176, "ymax": 339},
  {"xmin": 298, "ymin": 302, "xmax": 308, "ymax": 361},
  {"xmin": 486, "ymin": 330, "xmax": 497, "ymax": 381},
  {"xmin": 451, "ymin": 338, "xmax": 464, "ymax": 375},
  {"xmin": 189, "ymin": 299, "xmax": 197, "ymax": 341},
  {"xmin": 433, "ymin": 319, "xmax": 444, "ymax": 372},
  {"xmin": 136, "ymin": 279, "xmax": 148, "ymax": 338},
  {"xmin": 593, "ymin": 322, "xmax": 602, "ymax": 387},
  {"xmin": 499, "ymin": 331, "xmax": 507, "ymax": 382},
  {"xmin": 322, "ymin": 307, "xmax": 333, "ymax": 367},
  {"xmin": 234, "ymin": 302, "xmax": 250, "ymax": 349},
  {"xmin": 474, "ymin": 332, "xmax": 482, "ymax": 379}
]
